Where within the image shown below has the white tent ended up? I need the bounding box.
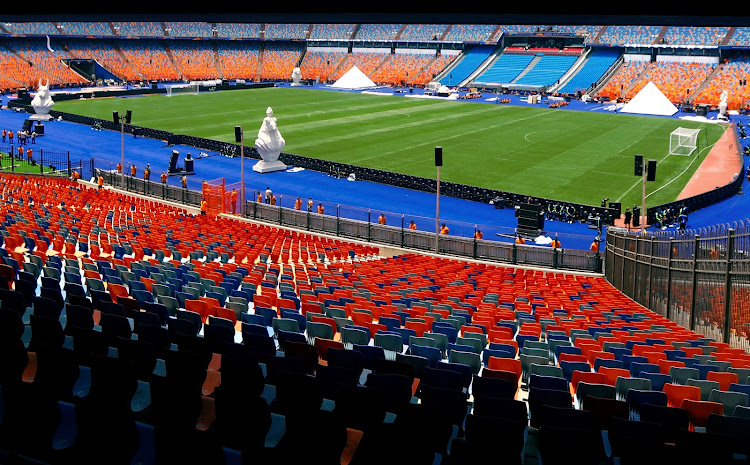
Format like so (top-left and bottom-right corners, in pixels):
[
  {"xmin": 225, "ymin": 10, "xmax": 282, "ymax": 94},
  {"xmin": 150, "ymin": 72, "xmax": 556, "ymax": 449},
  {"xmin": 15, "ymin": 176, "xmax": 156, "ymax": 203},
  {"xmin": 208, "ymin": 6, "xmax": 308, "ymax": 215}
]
[
  {"xmin": 620, "ymin": 81, "xmax": 678, "ymax": 116},
  {"xmin": 331, "ymin": 65, "xmax": 377, "ymax": 90}
]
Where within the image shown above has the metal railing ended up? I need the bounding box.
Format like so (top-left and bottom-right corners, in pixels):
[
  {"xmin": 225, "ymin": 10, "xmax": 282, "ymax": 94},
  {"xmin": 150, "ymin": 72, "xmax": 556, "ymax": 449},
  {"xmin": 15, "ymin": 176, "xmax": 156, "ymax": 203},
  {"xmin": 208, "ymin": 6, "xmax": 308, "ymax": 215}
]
[
  {"xmin": 605, "ymin": 228, "xmax": 750, "ymax": 352},
  {"xmin": 98, "ymin": 169, "xmax": 603, "ymax": 273}
]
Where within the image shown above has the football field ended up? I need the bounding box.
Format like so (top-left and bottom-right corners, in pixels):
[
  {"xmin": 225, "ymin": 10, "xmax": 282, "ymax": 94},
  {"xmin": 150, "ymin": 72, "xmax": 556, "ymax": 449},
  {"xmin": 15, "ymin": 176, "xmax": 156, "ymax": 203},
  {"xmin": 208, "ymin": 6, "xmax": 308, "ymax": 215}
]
[{"xmin": 53, "ymin": 87, "xmax": 725, "ymax": 208}]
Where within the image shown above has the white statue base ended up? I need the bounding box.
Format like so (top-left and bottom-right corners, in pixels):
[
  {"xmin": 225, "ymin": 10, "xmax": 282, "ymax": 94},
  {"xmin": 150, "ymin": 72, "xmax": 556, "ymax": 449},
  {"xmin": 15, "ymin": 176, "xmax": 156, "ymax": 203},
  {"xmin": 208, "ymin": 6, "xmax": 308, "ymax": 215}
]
[
  {"xmin": 253, "ymin": 159, "xmax": 287, "ymax": 173},
  {"xmin": 29, "ymin": 113, "xmax": 53, "ymax": 121},
  {"xmin": 290, "ymin": 82, "xmax": 303, "ymax": 87}
]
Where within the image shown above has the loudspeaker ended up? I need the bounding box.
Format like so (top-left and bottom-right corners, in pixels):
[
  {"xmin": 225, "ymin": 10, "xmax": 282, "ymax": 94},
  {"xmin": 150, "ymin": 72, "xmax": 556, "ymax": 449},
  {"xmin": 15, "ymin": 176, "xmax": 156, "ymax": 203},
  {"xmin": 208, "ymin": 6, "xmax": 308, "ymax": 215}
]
[
  {"xmin": 696, "ymin": 105, "xmax": 707, "ymax": 117},
  {"xmin": 168, "ymin": 150, "xmax": 179, "ymax": 173},
  {"xmin": 632, "ymin": 207, "xmax": 640, "ymax": 227},
  {"xmin": 125, "ymin": 110, "xmax": 132, "ymax": 124},
  {"xmin": 235, "ymin": 126, "xmax": 243, "ymax": 143},
  {"xmin": 184, "ymin": 153, "xmax": 194, "ymax": 174},
  {"xmin": 435, "ymin": 146, "xmax": 442, "ymax": 167},
  {"xmin": 608, "ymin": 202, "xmax": 621, "ymax": 217},
  {"xmin": 634, "ymin": 154, "xmax": 643, "ymax": 176},
  {"xmin": 647, "ymin": 159, "xmax": 657, "ymax": 182},
  {"xmin": 112, "ymin": 111, "xmax": 119, "ymax": 125},
  {"xmin": 22, "ymin": 120, "xmax": 33, "ymax": 131},
  {"xmin": 517, "ymin": 203, "xmax": 541, "ymax": 235}
]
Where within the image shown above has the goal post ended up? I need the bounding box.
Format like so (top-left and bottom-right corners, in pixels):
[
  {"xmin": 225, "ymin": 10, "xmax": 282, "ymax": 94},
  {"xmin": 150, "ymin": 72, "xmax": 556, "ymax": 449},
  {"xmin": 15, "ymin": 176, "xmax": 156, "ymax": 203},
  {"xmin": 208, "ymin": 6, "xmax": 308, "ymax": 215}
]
[
  {"xmin": 164, "ymin": 83, "xmax": 200, "ymax": 97},
  {"xmin": 669, "ymin": 127, "xmax": 701, "ymax": 156}
]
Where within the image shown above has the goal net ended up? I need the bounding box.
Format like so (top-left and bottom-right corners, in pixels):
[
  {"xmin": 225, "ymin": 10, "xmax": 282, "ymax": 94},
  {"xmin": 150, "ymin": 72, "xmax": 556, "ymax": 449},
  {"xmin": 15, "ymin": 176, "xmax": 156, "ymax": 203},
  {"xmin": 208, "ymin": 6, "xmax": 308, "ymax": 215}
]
[
  {"xmin": 669, "ymin": 127, "xmax": 701, "ymax": 156},
  {"xmin": 165, "ymin": 83, "xmax": 200, "ymax": 97}
]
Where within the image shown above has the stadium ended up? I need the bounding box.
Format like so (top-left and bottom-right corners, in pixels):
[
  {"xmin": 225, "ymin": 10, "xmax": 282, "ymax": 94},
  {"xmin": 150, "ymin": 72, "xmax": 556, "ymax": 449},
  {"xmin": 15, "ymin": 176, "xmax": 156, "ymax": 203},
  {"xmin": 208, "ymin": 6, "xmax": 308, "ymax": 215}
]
[{"xmin": 0, "ymin": 9, "xmax": 750, "ymax": 465}]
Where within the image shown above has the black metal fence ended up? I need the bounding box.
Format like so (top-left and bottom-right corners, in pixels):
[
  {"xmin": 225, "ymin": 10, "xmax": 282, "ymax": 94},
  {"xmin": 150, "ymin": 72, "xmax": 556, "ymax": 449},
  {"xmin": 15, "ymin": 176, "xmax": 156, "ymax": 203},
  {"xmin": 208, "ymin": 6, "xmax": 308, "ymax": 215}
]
[
  {"xmin": 98, "ymin": 169, "xmax": 603, "ymax": 273},
  {"xmin": 0, "ymin": 143, "xmax": 94, "ymax": 179},
  {"xmin": 605, "ymin": 228, "xmax": 750, "ymax": 352}
]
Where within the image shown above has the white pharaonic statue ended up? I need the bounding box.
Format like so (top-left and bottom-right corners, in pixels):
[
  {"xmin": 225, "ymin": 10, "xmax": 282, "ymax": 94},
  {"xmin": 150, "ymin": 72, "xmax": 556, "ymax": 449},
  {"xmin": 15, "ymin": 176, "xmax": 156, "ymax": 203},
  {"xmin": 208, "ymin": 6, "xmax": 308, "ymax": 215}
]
[
  {"xmin": 718, "ymin": 90, "xmax": 728, "ymax": 120},
  {"xmin": 253, "ymin": 107, "xmax": 288, "ymax": 173},
  {"xmin": 291, "ymin": 67, "xmax": 302, "ymax": 86},
  {"xmin": 31, "ymin": 79, "xmax": 55, "ymax": 120}
]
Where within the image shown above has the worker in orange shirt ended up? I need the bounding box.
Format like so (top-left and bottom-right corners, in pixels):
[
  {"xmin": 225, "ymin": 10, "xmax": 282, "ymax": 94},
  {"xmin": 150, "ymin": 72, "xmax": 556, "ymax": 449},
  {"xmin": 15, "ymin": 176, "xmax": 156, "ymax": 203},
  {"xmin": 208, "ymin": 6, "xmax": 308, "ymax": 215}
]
[
  {"xmin": 378, "ymin": 213, "xmax": 386, "ymax": 225},
  {"xmin": 71, "ymin": 170, "xmax": 80, "ymax": 181},
  {"xmin": 17, "ymin": 146, "xmax": 23, "ymax": 159},
  {"xmin": 257, "ymin": 192, "xmax": 263, "ymax": 203},
  {"xmin": 440, "ymin": 223, "xmax": 449, "ymax": 235},
  {"xmin": 26, "ymin": 147, "xmax": 32, "ymax": 162},
  {"xmin": 590, "ymin": 238, "xmax": 600, "ymax": 253},
  {"xmin": 550, "ymin": 234, "xmax": 561, "ymax": 249},
  {"xmin": 160, "ymin": 171, "xmax": 168, "ymax": 184},
  {"xmin": 143, "ymin": 164, "xmax": 150, "ymax": 181},
  {"xmin": 474, "ymin": 229, "xmax": 483, "ymax": 240},
  {"xmin": 515, "ymin": 234, "xmax": 525, "ymax": 245},
  {"xmin": 409, "ymin": 220, "xmax": 417, "ymax": 230},
  {"xmin": 8, "ymin": 130, "xmax": 13, "ymax": 142},
  {"xmin": 317, "ymin": 203, "xmax": 324, "ymax": 214},
  {"xmin": 181, "ymin": 175, "xmax": 187, "ymax": 188},
  {"xmin": 200, "ymin": 197, "xmax": 207, "ymax": 215},
  {"xmin": 97, "ymin": 174, "xmax": 104, "ymax": 189},
  {"xmin": 294, "ymin": 197, "xmax": 302, "ymax": 210},
  {"xmin": 130, "ymin": 164, "xmax": 137, "ymax": 177},
  {"xmin": 116, "ymin": 162, "xmax": 122, "ymax": 174},
  {"xmin": 270, "ymin": 194, "xmax": 277, "ymax": 206}
]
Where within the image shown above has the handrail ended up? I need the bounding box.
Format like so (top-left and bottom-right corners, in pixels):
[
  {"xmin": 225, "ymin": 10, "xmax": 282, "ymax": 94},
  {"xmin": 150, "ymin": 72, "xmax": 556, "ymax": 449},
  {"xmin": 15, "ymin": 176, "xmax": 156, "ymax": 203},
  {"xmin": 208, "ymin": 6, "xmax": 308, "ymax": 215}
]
[{"xmin": 97, "ymin": 169, "xmax": 603, "ymax": 273}]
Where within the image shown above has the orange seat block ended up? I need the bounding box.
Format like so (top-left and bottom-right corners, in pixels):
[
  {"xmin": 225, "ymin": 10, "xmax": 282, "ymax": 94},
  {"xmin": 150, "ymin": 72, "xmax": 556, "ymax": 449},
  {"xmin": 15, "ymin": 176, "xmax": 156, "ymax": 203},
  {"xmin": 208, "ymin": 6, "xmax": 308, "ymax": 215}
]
[
  {"xmin": 487, "ymin": 357, "xmax": 522, "ymax": 385},
  {"xmin": 664, "ymin": 383, "xmax": 702, "ymax": 408},
  {"xmin": 681, "ymin": 399, "xmax": 723, "ymax": 430},
  {"xmin": 705, "ymin": 371, "xmax": 739, "ymax": 391}
]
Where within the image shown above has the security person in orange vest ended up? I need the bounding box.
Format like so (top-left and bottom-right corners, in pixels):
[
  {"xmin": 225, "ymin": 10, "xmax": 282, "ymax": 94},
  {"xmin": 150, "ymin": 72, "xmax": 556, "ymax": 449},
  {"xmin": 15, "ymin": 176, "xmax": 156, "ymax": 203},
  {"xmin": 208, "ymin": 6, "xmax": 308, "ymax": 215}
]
[
  {"xmin": 26, "ymin": 147, "xmax": 32, "ymax": 162},
  {"xmin": 295, "ymin": 197, "xmax": 302, "ymax": 210},
  {"xmin": 97, "ymin": 174, "xmax": 104, "ymax": 189},
  {"xmin": 378, "ymin": 213, "xmax": 386, "ymax": 225},
  {"xmin": 130, "ymin": 164, "xmax": 137, "ymax": 177},
  {"xmin": 117, "ymin": 162, "xmax": 122, "ymax": 174},
  {"xmin": 200, "ymin": 197, "xmax": 207, "ymax": 215},
  {"xmin": 161, "ymin": 171, "xmax": 168, "ymax": 184},
  {"xmin": 231, "ymin": 190, "xmax": 238, "ymax": 214},
  {"xmin": 409, "ymin": 220, "xmax": 417, "ymax": 230},
  {"xmin": 440, "ymin": 223, "xmax": 450, "ymax": 235},
  {"xmin": 590, "ymin": 238, "xmax": 600, "ymax": 253},
  {"xmin": 143, "ymin": 164, "xmax": 150, "ymax": 181},
  {"xmin": 181, "ymin": 175, "xmax": 188, "ymax": 188},
  {"xmin": 17, "ymin": 146, "xmax": 23, "ymax": 159}
]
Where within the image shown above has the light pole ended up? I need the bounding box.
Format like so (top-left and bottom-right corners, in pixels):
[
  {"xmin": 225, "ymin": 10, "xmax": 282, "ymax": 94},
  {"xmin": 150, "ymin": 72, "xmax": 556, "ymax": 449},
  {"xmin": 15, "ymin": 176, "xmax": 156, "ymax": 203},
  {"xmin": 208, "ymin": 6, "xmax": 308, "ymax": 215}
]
[
  {"xmin": 235, "ymin": 126, "xmax": 245, "ymax": 211},
  {"xmin": 113, "ymin": 109, "xmax": 132, "ymax": 189},
  {"xmin": 435, "ymin": 146, "xmax": 442, "ymax": 253},
  {"xmin": 634, "ymin": 154, "xmax": 656, "ymax": 235}
]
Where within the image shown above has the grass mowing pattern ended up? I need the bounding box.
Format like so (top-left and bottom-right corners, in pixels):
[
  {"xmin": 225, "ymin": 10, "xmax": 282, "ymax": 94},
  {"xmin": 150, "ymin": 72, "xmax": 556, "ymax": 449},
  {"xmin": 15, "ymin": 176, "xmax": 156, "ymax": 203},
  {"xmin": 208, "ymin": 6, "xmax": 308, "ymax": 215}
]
[{"xmin": 53, "ymin": 87, "xmax": 726, "ymax": 208}]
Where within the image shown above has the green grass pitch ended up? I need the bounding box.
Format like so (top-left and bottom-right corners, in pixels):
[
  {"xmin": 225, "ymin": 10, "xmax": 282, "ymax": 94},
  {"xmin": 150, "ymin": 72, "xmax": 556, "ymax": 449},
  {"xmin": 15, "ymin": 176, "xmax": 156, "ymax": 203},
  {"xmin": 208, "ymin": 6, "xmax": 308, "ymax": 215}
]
[{"xmin": 53, "ymin": 87, "xmax": 725, "ymax": 208}]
